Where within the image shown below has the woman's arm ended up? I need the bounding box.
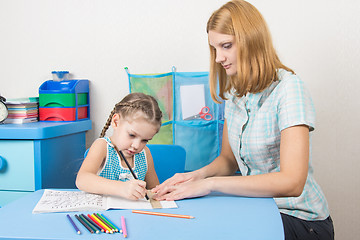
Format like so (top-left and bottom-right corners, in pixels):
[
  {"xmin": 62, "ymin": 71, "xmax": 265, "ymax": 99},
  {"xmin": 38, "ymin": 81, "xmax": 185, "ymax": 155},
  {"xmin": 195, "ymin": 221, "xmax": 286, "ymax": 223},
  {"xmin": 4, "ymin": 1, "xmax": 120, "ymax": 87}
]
[
  {"xmin": 155, "ymin": 124, "xmax": 309, "ymax": 200},
  {"xmin": 76, "ymin": 139, "xmax": 147, "ymax": 200},
  {"xmin": 207, "ymin": 124, "xmax": 309, "ymax": 197},
  {"xmin": 152, "ymin": 120, "xmax": 238, "ymax": 198},
  {"xmin": 144, "ymin": 146, "xmax": 160, "ymax": 189}
]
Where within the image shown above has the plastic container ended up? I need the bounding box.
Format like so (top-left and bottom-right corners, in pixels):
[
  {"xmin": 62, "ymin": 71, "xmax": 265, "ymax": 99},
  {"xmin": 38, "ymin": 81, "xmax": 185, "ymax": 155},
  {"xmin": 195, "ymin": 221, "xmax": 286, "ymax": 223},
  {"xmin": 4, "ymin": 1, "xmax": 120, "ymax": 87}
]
[
  {"xmin": 39, "ymin": 107, "xmax": 88, "ymax": 121},
  {"xmin": 39, "ymin": 80, "xmax": 89, "ymax": 94},
  {"xmin": 39, "ymin": 93, "xmax": 88, "ymax": 107},
  {"xmin": 39, "ymin": 79, "xmax": 89, "ymax": 121}
]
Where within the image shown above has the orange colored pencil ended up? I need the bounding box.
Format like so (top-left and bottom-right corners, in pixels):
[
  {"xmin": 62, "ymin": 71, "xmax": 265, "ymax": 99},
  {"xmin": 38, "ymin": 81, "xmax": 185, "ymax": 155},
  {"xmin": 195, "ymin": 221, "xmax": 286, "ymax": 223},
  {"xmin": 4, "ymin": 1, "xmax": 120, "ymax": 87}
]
[{"xmin": 132, "ymin": 210, "xmax": 195, "ymax": 219}]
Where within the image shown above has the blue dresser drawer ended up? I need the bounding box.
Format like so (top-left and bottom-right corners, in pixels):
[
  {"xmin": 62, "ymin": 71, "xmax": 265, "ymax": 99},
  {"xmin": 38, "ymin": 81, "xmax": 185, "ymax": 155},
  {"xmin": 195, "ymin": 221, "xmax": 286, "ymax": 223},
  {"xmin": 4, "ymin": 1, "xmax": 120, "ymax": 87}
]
[
  {"xmin": 0, "ymin": 140, "xmax": 35, "ymax": 191},
  {"xmin": 0, "ymin": 120, "xmax": 92, "ymax": 206}
]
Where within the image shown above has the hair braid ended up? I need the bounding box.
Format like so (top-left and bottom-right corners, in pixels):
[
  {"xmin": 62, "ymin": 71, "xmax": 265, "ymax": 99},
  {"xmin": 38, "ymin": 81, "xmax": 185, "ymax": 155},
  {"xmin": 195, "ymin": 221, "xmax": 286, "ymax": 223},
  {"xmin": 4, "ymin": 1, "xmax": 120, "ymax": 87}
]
[
  {"xmin": 99, "ymin": 106, "xmax": 117, "ymax": 138},
  {"xmin": 99, "ymin": 93, "xmax": 163, "ymax": 138}
]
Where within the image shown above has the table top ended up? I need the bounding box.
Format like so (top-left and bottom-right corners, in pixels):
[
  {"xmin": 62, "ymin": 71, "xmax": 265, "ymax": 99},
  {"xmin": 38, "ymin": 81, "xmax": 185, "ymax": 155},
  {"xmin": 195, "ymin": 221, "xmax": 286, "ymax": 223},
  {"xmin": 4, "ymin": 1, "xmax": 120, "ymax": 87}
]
[
  {"xmin": 0, "ymin": 120, "xmax": 92, "ymax": 139},
  {"xmin": 0, "ymin": 189, "xmax": 284, "ymax": 240}
]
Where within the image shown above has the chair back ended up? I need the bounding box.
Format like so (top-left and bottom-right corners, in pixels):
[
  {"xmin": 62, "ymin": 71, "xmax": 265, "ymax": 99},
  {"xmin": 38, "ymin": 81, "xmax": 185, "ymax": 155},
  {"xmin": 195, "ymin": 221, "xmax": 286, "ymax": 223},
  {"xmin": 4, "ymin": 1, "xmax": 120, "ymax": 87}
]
[{"xmin": 147, "ymin": 144, "xmax": 186, "ymax": 183}]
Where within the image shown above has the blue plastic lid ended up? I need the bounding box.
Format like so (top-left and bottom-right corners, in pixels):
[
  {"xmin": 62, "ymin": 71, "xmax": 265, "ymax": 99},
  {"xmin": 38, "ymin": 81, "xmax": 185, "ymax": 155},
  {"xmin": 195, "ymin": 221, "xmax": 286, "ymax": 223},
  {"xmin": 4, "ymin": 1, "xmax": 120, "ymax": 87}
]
[{"xmin": 52, "ymin": 71, "xmax": 69, "ymax": 79}]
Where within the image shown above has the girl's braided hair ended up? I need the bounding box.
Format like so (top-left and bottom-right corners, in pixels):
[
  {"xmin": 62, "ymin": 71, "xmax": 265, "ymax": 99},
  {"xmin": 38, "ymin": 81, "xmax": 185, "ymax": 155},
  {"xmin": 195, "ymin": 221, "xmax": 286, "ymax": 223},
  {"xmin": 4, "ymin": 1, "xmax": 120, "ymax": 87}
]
[{"xmin": 99, "ymin": 92, "xmax": 162, "ymax": 138}]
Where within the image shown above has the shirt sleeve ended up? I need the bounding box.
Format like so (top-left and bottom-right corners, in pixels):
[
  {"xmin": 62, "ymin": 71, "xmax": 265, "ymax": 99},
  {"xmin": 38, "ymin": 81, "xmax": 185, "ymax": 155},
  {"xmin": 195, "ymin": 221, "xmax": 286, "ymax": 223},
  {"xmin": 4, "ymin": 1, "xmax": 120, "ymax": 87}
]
[{"xmin": 277, "ymin": 75, "xmax": 316, "ymax": 132}]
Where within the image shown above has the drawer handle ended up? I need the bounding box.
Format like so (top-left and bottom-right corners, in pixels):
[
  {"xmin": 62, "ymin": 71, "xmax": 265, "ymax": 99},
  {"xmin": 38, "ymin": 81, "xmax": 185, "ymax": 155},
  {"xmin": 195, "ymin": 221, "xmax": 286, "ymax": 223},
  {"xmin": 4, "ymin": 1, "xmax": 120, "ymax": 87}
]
[{"xmin": 0, "ymin": 156, "xmax": 7, "ymax": 171}]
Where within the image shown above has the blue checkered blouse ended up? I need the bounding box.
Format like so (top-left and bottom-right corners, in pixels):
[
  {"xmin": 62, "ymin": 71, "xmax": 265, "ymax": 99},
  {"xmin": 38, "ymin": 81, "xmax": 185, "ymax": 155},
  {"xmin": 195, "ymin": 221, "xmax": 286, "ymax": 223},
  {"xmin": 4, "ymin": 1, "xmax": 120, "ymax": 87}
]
[
  {"xmin": 98, "ymin": 137, "xmax": 147, "ymax": 181},
  {"xmin": 225, "ymin": 69, "xmax": 329, "ymax": 220}
]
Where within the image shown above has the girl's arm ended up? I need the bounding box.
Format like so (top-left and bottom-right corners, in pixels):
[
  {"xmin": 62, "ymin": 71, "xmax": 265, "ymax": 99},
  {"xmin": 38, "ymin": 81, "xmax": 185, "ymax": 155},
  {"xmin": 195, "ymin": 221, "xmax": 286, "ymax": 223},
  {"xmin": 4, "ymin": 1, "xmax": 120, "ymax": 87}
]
[
  {"xmin": 76, "ymin": 139, "xmax": 147, "ymax": 200},
  {"xmin": 155, "ymin": 122, "xmax": 309, "ymax": 200},
  {"xmin": 144, "ymin": 146, "xmax": 160, "ymax": 189}
]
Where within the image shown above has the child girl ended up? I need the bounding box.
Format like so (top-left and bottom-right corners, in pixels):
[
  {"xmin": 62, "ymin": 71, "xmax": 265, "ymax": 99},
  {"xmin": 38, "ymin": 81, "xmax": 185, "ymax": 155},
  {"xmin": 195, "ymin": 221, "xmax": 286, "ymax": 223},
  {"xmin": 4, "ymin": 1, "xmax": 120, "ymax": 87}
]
[{"xmin": 76, "ymin": 92, "xmax": 162, "ymax": 200}]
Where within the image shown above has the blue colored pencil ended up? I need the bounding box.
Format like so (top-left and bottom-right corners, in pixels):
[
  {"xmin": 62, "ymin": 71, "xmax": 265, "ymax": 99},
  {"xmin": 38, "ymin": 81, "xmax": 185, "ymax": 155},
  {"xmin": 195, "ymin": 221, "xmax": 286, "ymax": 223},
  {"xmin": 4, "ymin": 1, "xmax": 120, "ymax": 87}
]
[
  {"xmin": 80, "ymin": 214, "xmax": 99, "ymax": 234},
  {"xmin": 75, "ymin": 214, "xmax": 94, "ymax": 233},
  {"xmin": 66, "ymin": 214, "xmax": 81, "ymax": 234},
  {"xmin": 82, "ymin": 214, "xmax": 102, "ymax": 233}
]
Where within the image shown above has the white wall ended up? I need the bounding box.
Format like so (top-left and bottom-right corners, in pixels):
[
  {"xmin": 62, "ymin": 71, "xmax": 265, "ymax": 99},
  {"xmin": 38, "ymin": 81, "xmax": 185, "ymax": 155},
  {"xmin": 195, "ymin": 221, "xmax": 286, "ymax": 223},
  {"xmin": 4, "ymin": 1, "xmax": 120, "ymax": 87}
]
[{"xmin": 1, "ymin": 0, "xmax": 359, "ymax": 239}]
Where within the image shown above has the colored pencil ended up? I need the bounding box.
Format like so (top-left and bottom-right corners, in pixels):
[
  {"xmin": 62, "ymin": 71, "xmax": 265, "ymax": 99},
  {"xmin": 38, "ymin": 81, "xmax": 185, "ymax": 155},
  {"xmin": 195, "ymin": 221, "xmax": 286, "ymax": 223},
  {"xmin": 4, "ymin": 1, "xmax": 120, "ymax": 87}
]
[
  {"xmin": 121, "ymin": 216, "xmax": 128, "ymax": 238},
  {"xmin": 66, "ymin": 214, "xmax": 81, "ymax": 234},
  {"xmin": 94, "ymin": 213, "xmax": 114, "ymax": 232},
  {"xmin": 82, "ymin": 214, "xmax": 103, "ymax": 233},
  {"xmin": 88, "ymin": 214, "xmax": 107, "ymax": 233},
  {"xmin": 117, "ymin": 148, "xmax": 149, "ymax": 200},
  {"xmin": 132, "ymin": 210, "xmax": 195, "ymax": 219},
  {"xmin": 80, "ymin": 214, "xmax": 100, "ymax": 234},
  {"xmin": 75, "ymin": 214, "xmax": 94, "ymax": 233},
  {"xmin": 96, "ymin": 213, "xmax": 119, "ymax": 232},
  {"xmin": 93, "ymin": 213, "xmax": 113, "ymax": 233},
  {"xmin": 92, "ymin": 213, "xmax": 113, "ymax": 233}
]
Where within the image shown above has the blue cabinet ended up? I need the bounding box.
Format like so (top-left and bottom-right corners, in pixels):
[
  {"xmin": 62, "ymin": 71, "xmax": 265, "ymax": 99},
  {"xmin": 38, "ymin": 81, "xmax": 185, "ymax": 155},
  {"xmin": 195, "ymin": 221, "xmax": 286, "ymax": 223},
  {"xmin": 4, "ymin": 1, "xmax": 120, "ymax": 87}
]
[{"xmin": 0, "ymin": 120, "xmax": 91, "ymax": 206}]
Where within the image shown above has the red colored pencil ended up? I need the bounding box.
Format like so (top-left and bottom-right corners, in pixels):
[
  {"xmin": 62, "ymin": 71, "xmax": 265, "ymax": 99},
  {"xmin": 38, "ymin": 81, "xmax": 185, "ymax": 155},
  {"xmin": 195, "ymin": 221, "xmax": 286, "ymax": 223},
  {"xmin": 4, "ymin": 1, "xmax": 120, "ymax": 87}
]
[{"xmin": 88, "ymin": 214, "xmax": 108, "ymax": 233}]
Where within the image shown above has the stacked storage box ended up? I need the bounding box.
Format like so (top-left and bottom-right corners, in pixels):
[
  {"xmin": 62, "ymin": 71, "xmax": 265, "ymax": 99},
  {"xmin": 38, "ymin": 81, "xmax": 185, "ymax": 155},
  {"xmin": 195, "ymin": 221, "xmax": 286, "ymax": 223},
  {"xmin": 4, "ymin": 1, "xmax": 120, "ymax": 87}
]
[{"xmin": 39, "ymin": 80, "xmax": 89, "ymax": 121}]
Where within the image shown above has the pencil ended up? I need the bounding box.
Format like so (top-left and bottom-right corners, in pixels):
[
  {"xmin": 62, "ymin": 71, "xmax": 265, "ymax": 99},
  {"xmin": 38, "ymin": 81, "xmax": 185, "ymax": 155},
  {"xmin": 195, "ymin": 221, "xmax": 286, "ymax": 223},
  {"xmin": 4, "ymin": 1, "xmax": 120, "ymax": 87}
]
[
  {"xmin": 88, "ymin": 214, "xmax": 107, "ymax": 233},
  {"xmin": 96, "ymin": 213, "xmax": 119, "ymax": 232},
  {"xmin": 132, "ymin": 210, "xmax": 195, "ymax": 219},
  {"xmin": 94, "ymin": 213, "xmax": 115, "ymax": 232},
  {"xmin": 117, "ymin": 148, "xmax": 149, "ymax": 200},
  {"xmin": 121, "ymin": 216, "xmax": 128, "ymax": 238},
  {"xmin": 75, "ymin": 214, "xmax": 94, "ymax": 233},
  {"xmin": 80, "ymin": 214, "xmax": 100, "ymax": 234},
  {"xmin": 82, "ymin": 214, "xmax": 103, "ymax": 233},
  {"xmin": 92, "ymin": 213, "xmax": 113, "ymax": 233},
  {"xmin": 66, "ymin": 214, "xmax": 81, "ymax": 234}
]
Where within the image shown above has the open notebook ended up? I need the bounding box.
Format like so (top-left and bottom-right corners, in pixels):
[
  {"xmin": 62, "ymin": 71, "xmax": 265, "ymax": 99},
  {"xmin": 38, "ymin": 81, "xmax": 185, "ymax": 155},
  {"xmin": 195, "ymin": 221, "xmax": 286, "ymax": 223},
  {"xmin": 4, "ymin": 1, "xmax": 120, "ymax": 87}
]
[{"xmin": 33, "ymin": 189, "xmax": 177, "ymax": 214}]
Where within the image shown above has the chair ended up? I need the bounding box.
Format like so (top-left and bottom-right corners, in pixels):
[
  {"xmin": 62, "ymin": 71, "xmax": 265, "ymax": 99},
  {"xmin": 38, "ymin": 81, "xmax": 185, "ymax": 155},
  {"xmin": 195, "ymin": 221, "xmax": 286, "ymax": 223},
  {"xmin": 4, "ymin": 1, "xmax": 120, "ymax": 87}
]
[{"xmin": 147, "ymin": 144, "xmax": 186, "ymax": 183}]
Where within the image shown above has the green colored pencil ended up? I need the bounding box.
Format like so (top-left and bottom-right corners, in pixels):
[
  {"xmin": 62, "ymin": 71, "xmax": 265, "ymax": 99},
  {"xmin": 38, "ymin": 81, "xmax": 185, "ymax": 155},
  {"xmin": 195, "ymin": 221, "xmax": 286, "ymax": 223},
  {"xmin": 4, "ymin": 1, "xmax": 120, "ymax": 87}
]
[{"xmin": 97, "ymin": 213, "xmax": 120, "ymax": 232}]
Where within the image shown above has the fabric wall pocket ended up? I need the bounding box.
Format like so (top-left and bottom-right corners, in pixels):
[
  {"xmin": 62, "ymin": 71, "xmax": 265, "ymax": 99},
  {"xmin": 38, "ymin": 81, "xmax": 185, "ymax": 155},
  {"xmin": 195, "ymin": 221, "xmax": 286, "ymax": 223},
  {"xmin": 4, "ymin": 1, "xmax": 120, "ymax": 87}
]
[
  {"xmin": 175, "ymin": 121, "xmax": 219, "ymax": 171},
  {"xmin": 127, "ymin": 68, "xmax": 173, "ymax": 144},
  {"xmin": 127, "ymin": 69, "xmax": 173, "ymax": 121},
  {"xmin": 173, "ymin": 72, "xmax": 214, "ymax": 121}
]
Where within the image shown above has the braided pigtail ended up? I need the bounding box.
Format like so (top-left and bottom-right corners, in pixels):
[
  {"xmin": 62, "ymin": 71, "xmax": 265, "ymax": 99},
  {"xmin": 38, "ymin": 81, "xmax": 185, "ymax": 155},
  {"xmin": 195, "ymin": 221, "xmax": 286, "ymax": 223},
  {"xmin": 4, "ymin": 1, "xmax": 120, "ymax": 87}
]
[{"xmin": 99, "ymin": 105, "xmax": 117, "ymax": 138}]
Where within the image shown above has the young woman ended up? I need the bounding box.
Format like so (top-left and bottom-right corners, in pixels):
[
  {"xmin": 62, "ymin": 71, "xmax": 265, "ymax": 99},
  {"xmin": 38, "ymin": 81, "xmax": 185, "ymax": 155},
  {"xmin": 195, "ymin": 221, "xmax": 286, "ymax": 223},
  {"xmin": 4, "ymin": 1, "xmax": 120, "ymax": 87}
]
[{"xmin": 153, "ymin": 1, "xmax": 334, "ymax": 239}]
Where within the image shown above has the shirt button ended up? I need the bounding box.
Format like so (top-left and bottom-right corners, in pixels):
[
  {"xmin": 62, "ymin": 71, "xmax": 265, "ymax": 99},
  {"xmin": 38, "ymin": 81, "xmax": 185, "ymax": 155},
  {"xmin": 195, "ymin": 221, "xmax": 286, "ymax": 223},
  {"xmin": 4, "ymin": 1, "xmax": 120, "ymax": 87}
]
[{"xmin": 247, "ymin": 109, "xmax": 251, "ymax": 113}]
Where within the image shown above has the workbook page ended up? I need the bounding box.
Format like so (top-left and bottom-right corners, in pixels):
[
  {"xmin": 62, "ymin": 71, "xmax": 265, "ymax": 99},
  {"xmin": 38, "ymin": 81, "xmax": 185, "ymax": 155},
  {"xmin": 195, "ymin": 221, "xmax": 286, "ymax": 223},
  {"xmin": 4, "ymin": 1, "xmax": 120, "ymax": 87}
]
[
  {"xmin": 33, "ymin": 190, "xmax": 106, "ymax": 213},
  {"xmin": 106, "ymin": 196, "xmax": 153, "ymax": 209}
]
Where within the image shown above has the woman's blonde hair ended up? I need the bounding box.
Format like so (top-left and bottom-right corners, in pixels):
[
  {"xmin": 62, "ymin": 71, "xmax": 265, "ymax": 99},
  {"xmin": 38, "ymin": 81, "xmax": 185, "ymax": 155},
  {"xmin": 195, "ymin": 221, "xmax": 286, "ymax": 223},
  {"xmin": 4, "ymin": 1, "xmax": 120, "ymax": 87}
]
[
  {"xmin": 100, "ymin": 92, "xmax": 163, "ymax": 138},
  {"xmin": 207, "ymin": 0, "xmax": 294, "ymax": 103}
]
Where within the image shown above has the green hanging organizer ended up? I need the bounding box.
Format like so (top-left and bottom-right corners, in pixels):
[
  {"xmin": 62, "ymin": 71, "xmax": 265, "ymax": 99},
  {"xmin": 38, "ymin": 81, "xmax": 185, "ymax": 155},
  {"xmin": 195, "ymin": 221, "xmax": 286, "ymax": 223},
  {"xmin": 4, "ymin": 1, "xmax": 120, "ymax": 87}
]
[{"xmin": 126, "ymin": 67, "xmax": 224, "ymax": 171}]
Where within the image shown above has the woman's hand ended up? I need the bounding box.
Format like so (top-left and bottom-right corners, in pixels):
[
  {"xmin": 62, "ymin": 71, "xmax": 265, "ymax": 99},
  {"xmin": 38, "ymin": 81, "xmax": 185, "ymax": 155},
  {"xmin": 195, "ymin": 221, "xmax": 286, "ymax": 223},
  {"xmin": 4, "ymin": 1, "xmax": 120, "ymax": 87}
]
[
  {"xmin": 153, "ymin": 178, "xmax": 212, "ymax": 201},
  {"xmin": 151, "ymin": 171, "xmax": 204, "ymax": 200},
  {"xmin": 119, "ymin": 179, "xmax": 147, "ymax": 200}
]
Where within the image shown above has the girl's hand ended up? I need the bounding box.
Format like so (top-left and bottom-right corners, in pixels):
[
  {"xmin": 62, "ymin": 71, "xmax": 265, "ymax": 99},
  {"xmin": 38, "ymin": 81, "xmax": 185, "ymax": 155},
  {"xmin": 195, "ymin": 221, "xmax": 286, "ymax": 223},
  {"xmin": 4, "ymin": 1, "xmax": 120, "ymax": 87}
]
[
  {"xmin": 153, "ymin": 179, "xmax": 212, "ymax": 201},
  {"xmin": 151, "ymin": 171, "xmax": 202, "ymax": 200},
  {"xmin": 119, "ymin": 179, "xmax": 147, "ymax": 200}
]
